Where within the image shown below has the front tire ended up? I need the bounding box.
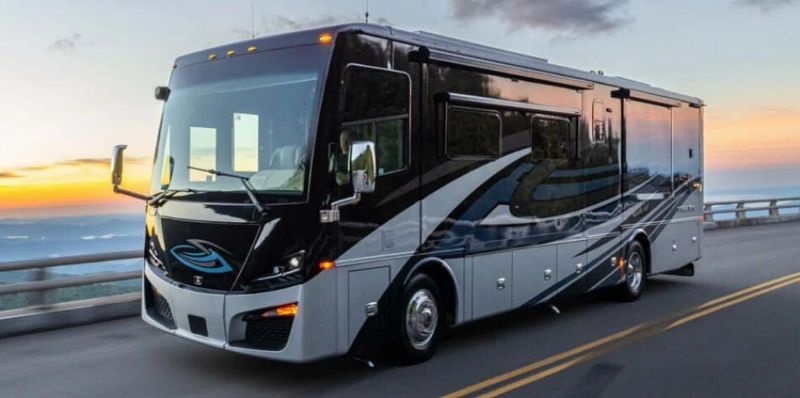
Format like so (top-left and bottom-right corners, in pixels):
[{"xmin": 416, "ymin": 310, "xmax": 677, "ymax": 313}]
[
  {"xmin": 617, "ymin": 241, "xmax": 646, "ymax": 301},
  {"xmin": 393, "ymin": 273, "xmax": 442, "ymax": 365}
]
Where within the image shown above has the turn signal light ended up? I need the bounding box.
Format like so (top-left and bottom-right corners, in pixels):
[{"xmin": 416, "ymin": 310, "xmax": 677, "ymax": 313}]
[
  {"xmin": 319, "ymin": 33, "xmax": 333, "ymax": 44},
  {"xmin": 261, "ymin": 303, "xmax": 298, "ymax": 318},
  {"xmin": 319, "ymin": 259, "xmax": 335, "ymax": 270}
]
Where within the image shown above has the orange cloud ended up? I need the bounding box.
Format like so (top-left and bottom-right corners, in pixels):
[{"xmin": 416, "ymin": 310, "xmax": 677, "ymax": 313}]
[
  {"xmin": 0, "ymin": 157, "xmax": 152, "ymax": 216},
  {"xmin": 705, "ymin": 107, "xmax": 800, "ymax": 170}
]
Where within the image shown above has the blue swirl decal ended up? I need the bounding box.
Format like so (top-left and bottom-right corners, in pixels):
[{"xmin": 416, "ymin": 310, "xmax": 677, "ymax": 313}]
[{"xmin": 170, "ymin": 239, "xmax": 234, "ymax": 274}]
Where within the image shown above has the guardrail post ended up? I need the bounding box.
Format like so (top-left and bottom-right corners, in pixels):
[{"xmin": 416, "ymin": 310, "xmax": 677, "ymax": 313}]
[
  {"xmin": 704, "ymin": 204, "xmax": 714, "ymax": 222},
  {"xmin": 735, "ymin": 202, "xmax": 747, "ymax": 220},
  {"xmin": 31, "ymin": 268, "xmax": 50, "ymax": 308},
  {"xmin": 769, "ymin": 200, "xmax": 779, "ymax": 217}
]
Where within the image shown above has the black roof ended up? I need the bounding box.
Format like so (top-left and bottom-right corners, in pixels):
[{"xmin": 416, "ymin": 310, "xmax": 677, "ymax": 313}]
[{"xmin": 175, "ymin": 23, "xmax": 703, "ymax": 106}]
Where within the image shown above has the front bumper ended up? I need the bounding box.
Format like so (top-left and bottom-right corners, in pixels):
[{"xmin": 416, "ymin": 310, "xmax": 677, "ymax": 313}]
[{"xmin": 142, "ymin": 264, "xmax": 339, "ymax": 363}]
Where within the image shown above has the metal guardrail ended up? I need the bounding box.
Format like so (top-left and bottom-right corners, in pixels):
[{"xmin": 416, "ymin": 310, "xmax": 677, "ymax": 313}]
[
  {"xmin": 704, "ymin": 196, "xmax": 800, "ymax": 222},
  {"xmin": 0, "ymin": 250, "xmax": 142, "ymax": 304},
  {"xmin": 1, "ymin": 196, "xmax": 799, "ymax": 315}
]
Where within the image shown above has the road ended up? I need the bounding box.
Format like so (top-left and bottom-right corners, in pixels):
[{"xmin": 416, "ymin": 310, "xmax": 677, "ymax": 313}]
[{"xmin": 2, "ymin": 222, "xmax": 799, "ymax": 398}]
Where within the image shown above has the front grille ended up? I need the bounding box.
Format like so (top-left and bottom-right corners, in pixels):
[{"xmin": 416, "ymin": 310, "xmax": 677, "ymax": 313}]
[
  {"xmin": 154, "ymin": 294, "xmax": 173, "ymax": 321},
  {"xmin": 147, "ymin": 285, "xmax": 175, "ymax": 329},
  {"xmin": 238, "ymin": 317, "xmax": 294, "ymax": 350}
]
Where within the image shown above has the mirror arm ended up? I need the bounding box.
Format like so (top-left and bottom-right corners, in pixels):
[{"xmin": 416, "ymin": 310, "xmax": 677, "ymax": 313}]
[
  {"xmin": 320, "ymin": 192, "xmax": 361, "ymax": 223},
  {"xmin": 113, "ymin": 185, "xmax": 151, "ymax": 201}
]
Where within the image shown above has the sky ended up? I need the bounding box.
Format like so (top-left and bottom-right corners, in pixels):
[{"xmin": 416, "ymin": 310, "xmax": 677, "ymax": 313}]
[{"xmin": 0, "ymin": 0, "xmax": 799, "ymax": 217}]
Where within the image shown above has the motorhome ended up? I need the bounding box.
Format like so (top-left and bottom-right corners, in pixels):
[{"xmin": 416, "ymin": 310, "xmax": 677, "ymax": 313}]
[{"xmin": 111, "ymin": 24, "xmax": 704, "ymax": 364}]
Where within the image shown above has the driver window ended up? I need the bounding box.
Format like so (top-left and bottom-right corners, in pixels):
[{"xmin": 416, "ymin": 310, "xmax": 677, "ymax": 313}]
[{"xmin": 337, "ymin": 65, "xmax": 410, "ymax": 185}]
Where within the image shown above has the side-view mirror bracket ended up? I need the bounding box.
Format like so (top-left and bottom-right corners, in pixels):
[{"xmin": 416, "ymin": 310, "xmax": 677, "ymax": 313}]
[{"xmin": 111, "ymin": 145, "xmax": 150, "ymax": 201}]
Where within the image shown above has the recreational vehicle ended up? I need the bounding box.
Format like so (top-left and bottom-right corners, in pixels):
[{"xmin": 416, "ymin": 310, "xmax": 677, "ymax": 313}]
[{"xmin": 111, "ymin": 24, "xmax": 704, "ymax": 364}]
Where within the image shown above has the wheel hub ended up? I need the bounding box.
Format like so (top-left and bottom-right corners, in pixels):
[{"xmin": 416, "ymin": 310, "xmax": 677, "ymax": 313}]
[
  {"xmin": 627, "ymin": 252, "xmax": 644, "ymax": 293},
  {"xmin": 405, "ymin": 289, "xmax": 438, "ymax": 350}
]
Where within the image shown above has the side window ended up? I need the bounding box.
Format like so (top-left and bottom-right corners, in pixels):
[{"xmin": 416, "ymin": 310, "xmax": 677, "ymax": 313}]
[
  {"xmin": 531, "ymin": 116, "xmax": 575, "ymax": 161},
  {"xmin": 446, "ymin": 106, "xmax": 501, "ymax": 158},
  {"xmin": 510, "ymin": 115, "xmax": 581, "ymax": 219},
  {"xmin": 338, "ymin": 65, "xmax": 410, "ymax": 184},
  {"xmin": 626, "ymin": 101, "xmax": 672, "ymax": 194},
  {"xmin": 592, "ymin": 100, "xmax": 607, "ymax": 143}
]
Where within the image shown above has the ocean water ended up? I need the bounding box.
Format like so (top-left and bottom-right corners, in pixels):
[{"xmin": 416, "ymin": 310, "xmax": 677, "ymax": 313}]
[
  {"xmin": 704, "ymin": 185, "xmax": 800, "ymax": 203},
  {"xmin": 0, "ymin": 214, "xmax": 145, "ymax": 309},
  {"xmin": 2, "ymin": 186, "xmax": 799, "ymax": 273}
]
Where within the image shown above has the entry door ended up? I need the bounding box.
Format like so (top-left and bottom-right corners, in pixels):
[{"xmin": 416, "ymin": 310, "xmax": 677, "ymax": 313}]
[
  {"xmin": 335, "ymin": 64, "xmax": 421, "ymax": 261},
  {"xmin": 671, "ymin": 106, "xmax": 704, "ymax": 266}
]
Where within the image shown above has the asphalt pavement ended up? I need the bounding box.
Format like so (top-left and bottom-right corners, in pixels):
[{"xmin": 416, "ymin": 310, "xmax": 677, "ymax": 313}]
[{"xmin": 2, "ymin": 222, "xmax": 799, "ymax": 398}]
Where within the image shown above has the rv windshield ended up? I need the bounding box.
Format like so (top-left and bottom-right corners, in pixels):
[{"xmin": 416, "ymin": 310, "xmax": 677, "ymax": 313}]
[{"xmin": 150, "ymin": 45, "xmax": 328, "ymax": 198}]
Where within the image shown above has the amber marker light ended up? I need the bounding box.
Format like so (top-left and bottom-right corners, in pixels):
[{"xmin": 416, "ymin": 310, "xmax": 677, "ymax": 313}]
[
  {"xmin": 319, "ymin": 32, "xmax": 333, "ymax": 44},
  {"xmin": 226, "ymin": 49, "xmax": 235, "ymax": 57},
  {"xmin": 618, "ymin": 257, "xmax": 626, "ymax": 275},
  {"xmin": 208, "ymin": 53, "xmax": 217, "ymax": 60},
  {"xmin": 247, "ymin": 46, "xmax": 257, "ymax": 53},
  {"xmin": 261, "ymin": 303, "xmax": 298, "ymax": 318},
  {"xmin": 319, "ymin": 259, "xmax": 335, "ymax": 270}
]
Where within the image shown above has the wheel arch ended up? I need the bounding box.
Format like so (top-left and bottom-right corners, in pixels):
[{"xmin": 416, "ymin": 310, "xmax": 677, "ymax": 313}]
[
  {"xmin": 626, "ymin": 229, "xmax": 653, "ymax": 274},
  {"xmin": 403, "ymin": 257, "xmax": 461, "ymax": 326}
]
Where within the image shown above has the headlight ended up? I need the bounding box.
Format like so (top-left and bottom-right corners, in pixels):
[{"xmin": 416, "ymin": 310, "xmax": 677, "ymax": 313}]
[{"xmin": 253, "ymin": 250, "xmax": 305, "ymax": 283}]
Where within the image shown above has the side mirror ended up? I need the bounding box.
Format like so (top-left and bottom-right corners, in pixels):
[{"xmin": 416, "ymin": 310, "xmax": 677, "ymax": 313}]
[
  {"xmin": 110, "ymin": 144, "xmax": 150, "ymax": 201},
  {"xmin": 155, "ymin": 86, "xmax": 170, "ymax": 101},
  {"xmin": 349, "ymin": 141, "xmax": 376, "ymax": 194},
  {"xmin": 111, "ymin": 145, "xmax": 127, "ymax": 186}
]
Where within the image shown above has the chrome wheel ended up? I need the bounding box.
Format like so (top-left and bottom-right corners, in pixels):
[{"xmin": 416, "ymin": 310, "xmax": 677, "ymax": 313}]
[
  {"xmin": 405, "ymin": 289, "xmax": 439, "ymax": 350},
  {"xmin": 626, "ymin": 251, "xmax": 644, "ymax": 293}
]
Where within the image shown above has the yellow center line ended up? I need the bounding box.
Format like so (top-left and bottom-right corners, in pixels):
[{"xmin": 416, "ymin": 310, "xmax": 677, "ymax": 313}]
[
  {"xmin": 440, "ymin": 325, "xmax": 646, "ymax": 398},
  {"xmin": 480, "ymin": 275, "xmax": 800, "ymax": 397},
  {"xmin": 443, "ymin": 272, "xmax": 800, "ymax": 398},
  {"xmin": 666, "ymin": 276, "xmax": 800, "ymax": 330},
  {"xmin": 696, "ymin": 272, "xmax": 800, "ymax": 310}
]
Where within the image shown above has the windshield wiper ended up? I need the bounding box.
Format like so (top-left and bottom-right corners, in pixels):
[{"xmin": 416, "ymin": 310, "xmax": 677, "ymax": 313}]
[
  {"xmin": 187, "ymin": 166, "xmax": 266, "ymax": 214},
  {"xmin": 148, "ymin": 188, "xmax": 198, "ymax": 207}
]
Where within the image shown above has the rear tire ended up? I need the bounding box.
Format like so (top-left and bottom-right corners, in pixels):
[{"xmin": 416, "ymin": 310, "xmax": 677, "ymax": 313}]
[
  {"xmin": 392, "ymin": 273, "xmax": 442, "ymax": 365},
  {"xmin": 617, "ymin": 241, "xmax": 646, "ymax": 302}
]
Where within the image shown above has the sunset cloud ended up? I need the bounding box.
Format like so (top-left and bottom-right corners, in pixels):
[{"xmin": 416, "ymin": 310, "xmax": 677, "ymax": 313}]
[
  {"xmin": 705, "ymin": 107, "xmax": 800, "ymax": 170},
  {"xmin": 0, "ymin": 157, "xmax": 149, "ymax": 180},
  {"xmin": 0, "ymin": 156, "xmax": 152, "ymax": 214},
  {"xmin": 449, "ymin": 0, "xmax": 630, "ymax": 35},
  {"xmin": 48, "ymin": 33, "xmax": 82, "ymax": 54},
  {"xmin": 735, "ymin": 0, "xmax": 798, "ymax": 11},
  {"xmin": 0, "ymin": 172, "xmax": 22, "ymax": 179}
]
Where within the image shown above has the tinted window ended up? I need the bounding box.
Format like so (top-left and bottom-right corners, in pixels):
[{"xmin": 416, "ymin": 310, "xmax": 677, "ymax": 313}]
[
  {"xmin": 447, "ymin": 107, "xmax": 501, "ymax": 158},
  {"xmin": 626, "ymin": 101, "xmax": 672, "ymax": 193},
  {"xmin": 581, "ymin": 101, "xmax": 621, "ymax": 217},
  {"xmin": 150, "ymin": 45, "xmax": 326, "ymax": 195},
  {"xmin": 337, "ymin": 65, "xmax": 409, "ymax": 182},
  {"xmin": 502, "ymin": 110, "xmax": 531, "ymax": 154},
  {"xmin": 532, "ymin": 116, "xmax": 574, "ymax": 161},
  {"xmin": 508, "ymin": 115, "xmax": 585, "ymax": 219},
  {"xmin": 672, "ymin": 106, "xmax": 701, "ymax": 187}
]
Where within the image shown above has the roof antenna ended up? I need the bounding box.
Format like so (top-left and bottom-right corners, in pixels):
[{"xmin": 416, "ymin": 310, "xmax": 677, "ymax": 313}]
[
  {"xmin": 365, "ymin": 0, "xmax": 369, "ymax": 23},
  {"xmin": 250, "ymin": 3, "xmax": 255, "ymax": 39}
]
